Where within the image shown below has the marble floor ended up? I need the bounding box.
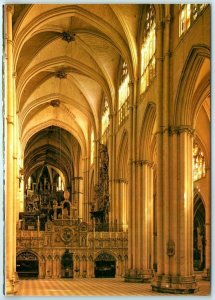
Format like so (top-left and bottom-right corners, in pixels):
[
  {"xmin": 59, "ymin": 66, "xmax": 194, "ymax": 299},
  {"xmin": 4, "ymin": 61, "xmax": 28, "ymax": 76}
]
[{"xmin": 16, "ymin": 277, "xmax": 210, "ymax": 296}]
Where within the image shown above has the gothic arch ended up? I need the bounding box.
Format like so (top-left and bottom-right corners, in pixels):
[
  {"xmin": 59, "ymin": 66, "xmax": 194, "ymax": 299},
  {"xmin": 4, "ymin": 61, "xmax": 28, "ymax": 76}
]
[
  {"xmin": 193, "ymin": 135, "xmax": 209, "ymax": 170},
  {"xmin": 17, "ymin": 56, "xmax": 113, "ymax": 112},
  {"xmin": 16, "ymin": 250, "xmax": 39, "ymax": 279},
  {"xmin": 117, "ymin": 129, "xmax": 129, "ymax": 179},
  {"xmin": 174, "ymin": 45, "xmax": 210, "ymax": 126},
  {"xmin": 139, "ymin": 102, "xmax": 156, "ymax": 160},
  {"xmin": 14, "ymin": 5, "xmax": 133, "ymax": 86},
  {"xmin": 21, "ymin": 119, "xmax": 86, "ymax": 158},
  {"xmin": 95, "ymin": 250, "xmax": 116, "ymax": 261},
  {"xmin": 17, "ymin": 250, "xmax": 39, "ymax": 260},
  {"xmin": 193, "ymin": 192, "xmax": 206, "ymax": 271}
]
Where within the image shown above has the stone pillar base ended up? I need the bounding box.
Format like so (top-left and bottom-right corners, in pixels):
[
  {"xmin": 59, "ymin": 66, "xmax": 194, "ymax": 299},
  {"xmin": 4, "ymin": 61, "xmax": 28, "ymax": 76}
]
[
  {"xmin": 124, "ymin": 269, "xmax": 152, "ymax": 283},
  {"xmin": 202, "ymin": 268, "xmax": 210, "ymax": 281},
  {"xmin": 151, "ymin": 275, "xmax": 199, "ymax": 294},
  {"xmin": 5, "ymin": 277, "xmax": 19, "ymax": 295}
]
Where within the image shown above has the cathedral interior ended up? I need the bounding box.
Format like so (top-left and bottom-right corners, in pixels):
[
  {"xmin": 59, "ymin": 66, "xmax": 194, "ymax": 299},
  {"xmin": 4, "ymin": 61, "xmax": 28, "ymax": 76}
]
[{"xmin": 4, "ymin": 3, "xmax": 211, "ymax": 296}]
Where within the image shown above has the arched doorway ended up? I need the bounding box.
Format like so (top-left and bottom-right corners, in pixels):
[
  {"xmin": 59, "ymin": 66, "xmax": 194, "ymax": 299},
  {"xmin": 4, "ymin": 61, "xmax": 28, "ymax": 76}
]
[
  {"xmin": 61, "ymin": 250, "xmax": 73, "ymax": 278},
  {"xmin": 95, "ymin": 253, "xmax": 116, "ymax": 278},
  {"xmin": 194, "ymin": 195, "xmax": 206, "ymax": 271},
  {"xmin": 16, "ymin": 251, "xmax": 39, "ymax": 278}
]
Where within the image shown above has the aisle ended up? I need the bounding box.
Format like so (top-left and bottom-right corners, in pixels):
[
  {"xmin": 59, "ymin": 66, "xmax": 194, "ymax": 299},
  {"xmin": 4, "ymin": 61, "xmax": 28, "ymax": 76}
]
[{"xmin": 16, "ymin": 278, "xmax": 210, "ymax": 296}]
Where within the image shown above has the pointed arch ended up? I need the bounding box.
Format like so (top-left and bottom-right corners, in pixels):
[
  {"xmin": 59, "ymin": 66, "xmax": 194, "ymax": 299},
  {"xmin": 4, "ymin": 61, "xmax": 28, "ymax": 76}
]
[
  {"xmin": 139, "ymin": 102, "xmax": 156, "ymax": 160},
  {"xmin": 193, "ymin": 192, "xmax": 206, "ymax": 271},
  {"xmin": 117, "ymin": 129, "xmax": 129, "ymax": 179},
  {"xmin": 174, "ymin": 45, "xmax": 210, "ymax": 126}
]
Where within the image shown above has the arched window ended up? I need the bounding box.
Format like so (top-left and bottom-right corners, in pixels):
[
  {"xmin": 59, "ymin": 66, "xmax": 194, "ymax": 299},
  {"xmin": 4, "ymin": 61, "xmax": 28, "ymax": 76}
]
[
  {"xmin": 179, "ymin": 4, "xmax": 208, "ymax": 36},
  {"xmin": 90, "ymin": 130, "xmax": 94, "ymax": 165},
  {"xmin": 141, "ymin": 5, "xmax": 156, "ymax": 94},
  {"xmin": 102, "ymin": 99, "xmax": 110, "ymax": 143},
  {"xmin": 118, "ymin": 61, "xmax": 129, "ymax": 126},
  {"xmin": 193, "ymin": 143, "xmax": 206, "ymax": 181},
  {"xmin": 179, "ymin": 4, "xmax": 191, "ymax": 36},
  {"xmin": 57, "ymin": 175, "xmax": 64, "ymax": 191},
  {"xmin": 27, "ymin": 176, "xmax": 32, "ymax": 190}
]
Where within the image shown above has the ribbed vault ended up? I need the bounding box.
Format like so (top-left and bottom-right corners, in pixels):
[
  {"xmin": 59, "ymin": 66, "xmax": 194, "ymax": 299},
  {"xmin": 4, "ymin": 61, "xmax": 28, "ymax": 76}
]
[{"xmin": 24, "ymin": 126, "xmax": 80, "ymax": 188}]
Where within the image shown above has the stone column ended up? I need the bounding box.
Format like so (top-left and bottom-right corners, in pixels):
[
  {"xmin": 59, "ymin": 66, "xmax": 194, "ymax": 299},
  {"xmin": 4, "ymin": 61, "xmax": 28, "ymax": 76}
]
[
  {"xmin": 127, "ymin": 80, "xmax": 135, "ymax": 273},
  {"xmin": 109, "ymin": 112, "xmax": 114, "ymax": 225},
  {"xmin": 152, "ymin": 127, "xmax": 198, "ymax": 293},
  {"xmin": 4, "ymin": 4, "xmax": 18, "ymax": 295},
  {"xmin": 125, "ymin": 160, "xmax": 153, "ymax": 282},
  {"xmin": 83, "ymin": 157, "xmax": 89, "ymax": 222}
]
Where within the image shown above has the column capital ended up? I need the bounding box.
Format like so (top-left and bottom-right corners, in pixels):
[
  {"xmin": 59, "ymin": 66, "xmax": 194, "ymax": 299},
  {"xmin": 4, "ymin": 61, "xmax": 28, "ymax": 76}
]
[
  {"xmin": 168, "ymin": 125, "xmax": 195, "ymax": 136},
  {"xmin": 132, "ymin": 159, "xmax": 154, "ymax": 168},
  {"xmin": 6, "ymin": 5, "xmax": 14, "ymax": 15}
]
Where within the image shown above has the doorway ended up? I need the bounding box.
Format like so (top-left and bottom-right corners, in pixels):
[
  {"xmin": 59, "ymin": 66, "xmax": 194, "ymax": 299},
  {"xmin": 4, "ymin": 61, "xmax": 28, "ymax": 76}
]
[
  {"xmin": 16, "ymin": 251, "xmax": 39, "ymax": 278},
  {"xmin": 194, "ymin": 195, "xmax": 206, "ymax": 271},
  {"xmin": 61, "ymin": 250, "xmax": 73, "ymax": 278},
  {"xmin": 95, "ymin": 253, "xmax": 116, "ymax": 278}
]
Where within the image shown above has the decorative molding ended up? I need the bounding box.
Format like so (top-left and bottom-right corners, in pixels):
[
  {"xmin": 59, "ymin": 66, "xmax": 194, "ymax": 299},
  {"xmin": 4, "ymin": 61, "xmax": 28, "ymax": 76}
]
[
  {"xmin": 61, "ymin": 31, "xmax": 76, "ymax": 43},
  {"xmin": 6, "ymin": 4, "xmax": 14, "ymax": 14},
  {"xmin": 60, "ymin": 227, "xmax": 73, "ymax": 243},
  {"xmin": 155, "ymin": 125, "xmax": 194, "ymax": 136},
  {"xmin": 55, "ymin": 70, "xmax": 67, "ymax": 79},
  {"xmin": 50, "ymin": 99, "xmax": 60, "ymax": 107},
  {"xmin": 132, "ymin": 160, "xmax": 154, "ymax": 168},
  {"xmin": 17, "ymin": 251, "xmax": 38, "ymax": 261},
  {"xmin": 168, "ymin": 125, "xmax": 195, "ymax": 136}
]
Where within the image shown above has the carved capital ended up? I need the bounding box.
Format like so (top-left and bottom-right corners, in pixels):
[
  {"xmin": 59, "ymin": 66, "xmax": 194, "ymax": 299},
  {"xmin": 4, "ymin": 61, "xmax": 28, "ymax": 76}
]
[
  {"xmin": 133, "ymin": 160, "xmax": 154, "ymax": 168},
  {"xmin": 6, "ymin": 5, "xmax": 14, "ymax": 15},
  {"xmin": 169, "ymin": 125, "xmax": 194, "ymax": 136}
]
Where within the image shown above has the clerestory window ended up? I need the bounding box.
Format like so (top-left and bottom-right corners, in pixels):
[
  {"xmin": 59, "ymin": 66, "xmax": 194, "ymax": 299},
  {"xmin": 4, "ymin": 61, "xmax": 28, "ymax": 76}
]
[{"xmin": 140, "ymin": 5, "xmax": 156, "ymax": 94}]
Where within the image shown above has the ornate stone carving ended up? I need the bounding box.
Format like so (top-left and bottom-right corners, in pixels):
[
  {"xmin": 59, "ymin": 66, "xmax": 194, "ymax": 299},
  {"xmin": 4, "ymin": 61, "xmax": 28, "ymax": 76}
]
[
  {"xmin": 168, "ymin": 125, "xmax": 194, "ymax": 136},
  {"xmin": 61, "ymin": 31, "xmax": 76, "ymax": 43},
  {"xmin": 17, "ymin": 251, "xmax": 38, "ymax": 261},
  {"xmin": 55, "ymin": 70, "xmax": 67, "ymax": 79},
  {"xmin": 60, "ymin": 227, "xmax": 73, "ymax": 243},
  {"xmin": 91, "ymin": 143, "xmax": 110, "ymax": 225}
]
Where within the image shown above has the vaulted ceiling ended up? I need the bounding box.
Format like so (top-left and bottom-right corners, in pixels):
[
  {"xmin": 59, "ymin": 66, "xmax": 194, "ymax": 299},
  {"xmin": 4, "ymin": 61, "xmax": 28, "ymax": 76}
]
[
  {"xmin": 14, "ymin": 4, "xmax": 144, "ymax": 157},
  {"xmin": 13, "ymin": 4, "xmax": 145, "ymax": 183}
]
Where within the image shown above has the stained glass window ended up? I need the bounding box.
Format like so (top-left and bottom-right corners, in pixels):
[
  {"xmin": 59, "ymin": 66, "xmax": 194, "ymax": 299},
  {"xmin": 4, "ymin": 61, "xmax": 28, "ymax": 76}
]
[
  {"xmin": 193, "ymin": 143, "xmax": 206, "ymax": 181},
  {"xmin": 102, "ymin": 99, "xmax": 109, "ymax": 136},
  {"xmin": 140, "ymin": 5, "xmax": 156, "ymax": 94},
  {"xmin": 179, "ymin": 4, "xmax": 208, "ymax": 36},
  {"xmin": 119, "ymin": 62, "xmax": 129, "ymax": 108},
  {"xmin": 118, "ymin": 61, "xmax": 129, "ymax": 126}
]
